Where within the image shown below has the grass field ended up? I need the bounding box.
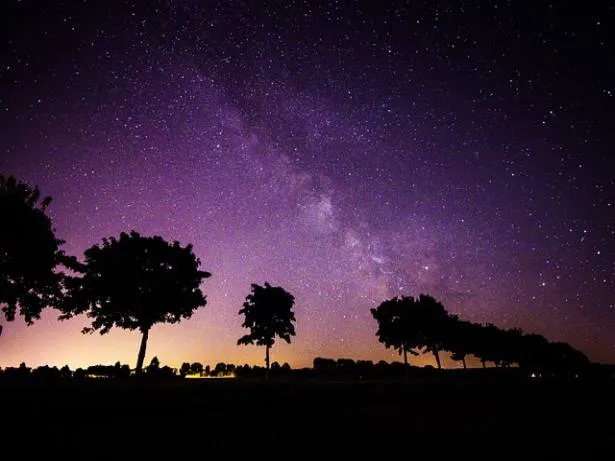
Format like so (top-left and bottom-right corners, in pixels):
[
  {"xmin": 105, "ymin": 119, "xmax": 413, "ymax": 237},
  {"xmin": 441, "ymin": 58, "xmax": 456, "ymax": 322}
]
[{"xmin": 2, "ymin": 372, "xmax": 612, "ymax": 457}]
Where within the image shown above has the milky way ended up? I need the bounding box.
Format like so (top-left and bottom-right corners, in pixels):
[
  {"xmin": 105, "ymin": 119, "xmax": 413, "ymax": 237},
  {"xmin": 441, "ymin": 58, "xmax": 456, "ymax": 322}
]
[{"xmin": 1, "ymin": 1, "xmax": 613, "ymax": 368}]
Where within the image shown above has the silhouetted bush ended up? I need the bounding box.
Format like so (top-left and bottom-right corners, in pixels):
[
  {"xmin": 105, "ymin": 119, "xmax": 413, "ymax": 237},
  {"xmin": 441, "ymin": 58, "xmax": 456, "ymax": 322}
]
[
  {"xmin": 2, "ymin": 362, "xmax": 31, "ymax": 379},
  {"xmin": 32, "ymin": 365, "xmax": 61, "ymax": 379}
]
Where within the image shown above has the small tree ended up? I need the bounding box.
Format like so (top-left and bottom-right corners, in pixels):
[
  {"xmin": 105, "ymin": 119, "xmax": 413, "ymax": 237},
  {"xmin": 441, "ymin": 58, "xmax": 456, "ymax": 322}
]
[
  {"xmin": 237, "ymin": 282, "xmax": 296, "ymax": 380},
  {"xmin": 147, "ymin": 356, "xmax": 160, "ymax": 375},
  {"xmin": 59, "ymin": 365, "xmax": 72, "ymax": 378},
  {"xmin": 60, "ymin": 231, "xmax": 211, "ymax": 374},
  {"xmin": 180, "ymin": 362, "xmax": 191, "ymax": 377},
  {"xmin": 214, "ymin": 362, "xmax": 227, "ymax": 376},
  {"xmin": 190, "ymin": 362, "xmax": 204, "ymax": 376},
  {"xmin": 0, "ymin": 174, "xmax": 65, "ymax": 326}
]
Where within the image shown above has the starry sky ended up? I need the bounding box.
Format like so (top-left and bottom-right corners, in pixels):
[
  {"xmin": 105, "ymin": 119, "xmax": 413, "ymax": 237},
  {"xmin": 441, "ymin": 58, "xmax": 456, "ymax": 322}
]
[{"xmin": 1, "ymin": 0, "xmax": 614, "ymax": 369}]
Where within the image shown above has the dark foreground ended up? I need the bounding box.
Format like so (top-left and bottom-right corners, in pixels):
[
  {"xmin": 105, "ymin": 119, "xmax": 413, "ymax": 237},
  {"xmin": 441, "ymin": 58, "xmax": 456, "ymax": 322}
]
[{"xmin": 2, "ymin": 371, "xmax": 613, "ymax": 457}]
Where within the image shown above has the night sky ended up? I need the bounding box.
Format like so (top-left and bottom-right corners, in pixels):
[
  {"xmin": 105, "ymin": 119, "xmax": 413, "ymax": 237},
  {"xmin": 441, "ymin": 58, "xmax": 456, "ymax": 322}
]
[{"xmin": 1, "ymin": 0, "xmax": 613, "ymax": 369}]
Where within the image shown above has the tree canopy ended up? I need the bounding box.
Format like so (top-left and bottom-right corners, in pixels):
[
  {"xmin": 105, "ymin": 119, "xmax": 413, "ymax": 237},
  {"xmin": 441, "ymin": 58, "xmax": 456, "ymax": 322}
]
[
  {"xmin": 0, "ymin": 174, "xmax": 65, "ymax": 324},
  {"xmin": 371, "ymin": 296, "xmax": 420, "ymax": 369},
  {"xmin": 372, "ymin": 294, "xmax": 449, "ymax": 369},
  {"xmin": 60, "ymin": 231, "xmax": 211, "ymax": 373},
  {"xmin": 413, "ymin": 294, "xmax": 449, "ymax": 369}
]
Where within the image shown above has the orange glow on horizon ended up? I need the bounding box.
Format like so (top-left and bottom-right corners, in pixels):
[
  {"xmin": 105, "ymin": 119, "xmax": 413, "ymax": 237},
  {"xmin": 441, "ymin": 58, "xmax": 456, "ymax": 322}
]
[{"xmin": 0, "ymin": 308, "xmax": 479, "ymax": 371}]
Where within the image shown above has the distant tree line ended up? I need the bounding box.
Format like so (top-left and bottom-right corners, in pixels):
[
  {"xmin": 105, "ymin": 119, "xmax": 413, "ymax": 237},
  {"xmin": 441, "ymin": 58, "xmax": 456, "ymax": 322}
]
[
  {"xmin": 371, "ymin": 294, "xmax": 591, "ymax": 373},
  {"xmin": 4, "ymin": 356, "xmax": 608, "ymax": 383},
  {"xmin": 0, "ymin": 357, "xmax": 294, "ymax": 380}
]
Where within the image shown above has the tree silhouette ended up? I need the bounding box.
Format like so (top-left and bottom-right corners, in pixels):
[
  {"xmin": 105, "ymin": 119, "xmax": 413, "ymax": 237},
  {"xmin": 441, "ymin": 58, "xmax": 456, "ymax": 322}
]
[
  {"xmin": 60, "ymin": 231, "xmax": 210, "ymax": 374},
  {"xmin": 313, "ymin": 357, "xmax": 336, "ymax": 374},
  {"xmin": 479, "ymin": 323, "xmax": 506, "ymax": 368},
  {"xmin": 462, "ymin": 322, "xmax": 484, "ymax": 368},
  {"xmin": 414, "ymin": 294, "xmax": 449, "ymax": 369},
  {"xmin": 370, "ymin": 291, "xmax": 593, "ymax": 373},
  {"xmin": 60, "ymin": 365, "xmax": 72, "ymax": 378},
  {"xmin": 371, "ymin": 296, "xmax": 420, "ymax": 373},
  {"xmin": 180, "ymin": 362, "xmax": 191, "ymax": 377},
  {"xmin": 447, "ymin": 316, "xmax": 472, "ymax": 369},
  {"xmin": 0, "ymin": 174, "xmax": 65, "ymax": 325},
  {"xmin": 547, "ymin": 341, "xmax": 591, "ymax": 373},
  {"xmin": 237, "ymin": 282, "xmax": 296, "ymax": 380},
  {"xmin": 516, "ymin": 332, "xmax": 552, "ymax": 371},
  {"xmin": 497, "ymin": 327, "xmax": 524, "ymax": 367},
  {"xmin": 190, "ymin": 362, "xmax": 204, "ymax": 376},
  {"xmin": 147, "ymin": 356, "xmax": 160, "ymax": 375},
  {"xmin": 214, "ymin": 362, "xmax": 227, "ymax": 376}
]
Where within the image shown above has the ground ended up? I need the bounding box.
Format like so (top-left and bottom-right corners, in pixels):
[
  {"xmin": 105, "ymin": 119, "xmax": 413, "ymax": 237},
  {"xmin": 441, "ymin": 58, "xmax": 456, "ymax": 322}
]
[{"xmin": 2, "ymin": 371, "xmax": 611, "ymax": 458}]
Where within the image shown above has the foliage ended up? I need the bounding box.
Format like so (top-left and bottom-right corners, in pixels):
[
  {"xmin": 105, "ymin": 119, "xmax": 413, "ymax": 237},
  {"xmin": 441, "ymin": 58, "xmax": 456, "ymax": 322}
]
[
  {"xmin": 371, "ymin": 294, "xmax": 449, "ymax": 368},
  {"xmin": 180, "ymin": 362, "xmax": 191, "ymax": 377},
  {"xmin": 371, "ymin": 296, "xmax": 420, "ymax": 364},
  {"xmin": 0, "ymin": 174, "xmax": 65, "ymax": 324},
  {"xmin": 190, "ymin": 362, "xmax": 204, "ymax": 375},
  {"xmin": 237, "ymin": 282, "xmax": 296, "ymax": 375},
  {"xmin": 60, "ymin": 231, "xmax": 210, "ymax": 373},
  {"xmin": 238, "ymin": 282, "xmax": 296, "ymax": 348},
  {"xmin": 147, "ymin": 356, "xmax": 160, "ymax": 373},
  {"xmin": 371, "ymin": 292, "xmax": 591, "ymax": 373},
  {"xmin": 446, "ymin": 317, "xmax": 472, "ymax": 368},
  {"xmin": 413, "ymin": 294, "xmax": 449, "ymax": 368}
]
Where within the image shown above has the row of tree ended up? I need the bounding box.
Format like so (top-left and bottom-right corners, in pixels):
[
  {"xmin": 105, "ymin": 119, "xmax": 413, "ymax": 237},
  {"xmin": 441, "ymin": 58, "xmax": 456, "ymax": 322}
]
[
  {"xmin": 1, "ymin": 174, "xmax": 297, "ymax": 376},
  {"xmin": 371, "ymin": 295, "xmax": 590, "ymax": 372},
  {"xmin": 0, "ymin": 174, "xmax": 592, "ymax": 376}
]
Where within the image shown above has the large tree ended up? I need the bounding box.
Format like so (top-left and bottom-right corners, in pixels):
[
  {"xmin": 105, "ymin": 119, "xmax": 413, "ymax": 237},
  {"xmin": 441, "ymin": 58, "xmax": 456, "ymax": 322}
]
[
  {"xmin": 371, "ymin": 296, "xmax": 420, "ymax": 373},
  {"xmin": 0, "ymin": 174, "xmax": 65, "ymax": 325},
  {"xmin": 414, "ymin": 294, "xmax": 449, "ymax": 369},
  {"xmin": 237, "ymin": 282, "xmax": 296, "ymax": 379},
  {"xmin": 60, "ymin": 231, "xmax": 210, "ymax": 374}
]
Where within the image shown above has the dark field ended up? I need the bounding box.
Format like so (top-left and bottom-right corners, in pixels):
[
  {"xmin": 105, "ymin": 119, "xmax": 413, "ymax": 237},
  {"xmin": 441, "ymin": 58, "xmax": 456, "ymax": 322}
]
[{"xmin": 2, "ymin": 372, "xmax": 613, "ymax": 457}]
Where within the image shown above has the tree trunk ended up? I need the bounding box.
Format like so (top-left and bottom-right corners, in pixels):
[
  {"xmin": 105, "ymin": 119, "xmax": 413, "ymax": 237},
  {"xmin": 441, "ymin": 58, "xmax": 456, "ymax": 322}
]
[
  {"xmin": 481, "ymin": 359, "xmax": 487, "ymax": 369},
  {"xmin": 433, "ymin": 347, "xmax": 442, "ymax": 369},
  {"xmin": 265, "ymin": 344, "xmax": 270, "ymax": 381},
  {"xmin": 462, "ymin": 356, "xmax": 467, "ymax": 369},
  {"xmin": 135, "ymin": 327, "xmax": 150, "ymax": 375},
  {"xmin": 403, "ymin": 346, "xmax": 409, "ymax": 378}
]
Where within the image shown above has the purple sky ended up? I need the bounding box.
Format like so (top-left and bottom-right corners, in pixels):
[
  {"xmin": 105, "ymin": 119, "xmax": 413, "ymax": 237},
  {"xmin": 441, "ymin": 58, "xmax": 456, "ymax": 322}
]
[{"xmin": 1, "ymin": 1, "xmax": 613, "ymax": 369}]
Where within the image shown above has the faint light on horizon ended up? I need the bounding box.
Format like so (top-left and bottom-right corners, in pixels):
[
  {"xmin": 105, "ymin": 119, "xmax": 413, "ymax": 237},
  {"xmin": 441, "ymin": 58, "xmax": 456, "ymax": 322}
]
[{"xmin": 185, "ymin": 373, "xmax": 236, "ymax": 379}]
